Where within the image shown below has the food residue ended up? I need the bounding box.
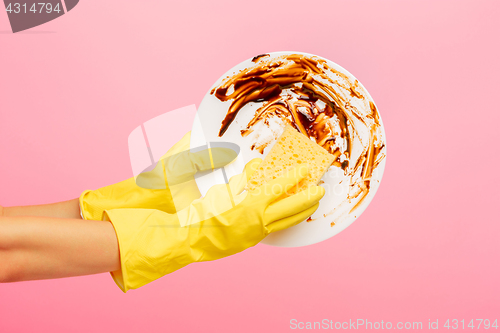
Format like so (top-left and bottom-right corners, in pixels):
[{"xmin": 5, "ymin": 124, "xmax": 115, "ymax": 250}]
[{"xmin": 211, "ymin": 53, "xmax": 386, "ymax": 221}]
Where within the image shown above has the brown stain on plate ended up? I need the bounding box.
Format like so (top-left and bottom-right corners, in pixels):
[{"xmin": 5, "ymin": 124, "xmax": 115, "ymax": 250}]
[{"xmin": 211, "ymin": 54, "xmax": 386, "ymax": 221}]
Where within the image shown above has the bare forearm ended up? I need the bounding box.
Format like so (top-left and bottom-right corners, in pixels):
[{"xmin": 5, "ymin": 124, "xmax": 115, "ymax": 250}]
[
  {"xmin": 0, "ymin": 215, "xmax": 120, "ymax": 282},
  {"xmin": 2, "ymin": 198, "xmax": 82, "ymax": 219}
]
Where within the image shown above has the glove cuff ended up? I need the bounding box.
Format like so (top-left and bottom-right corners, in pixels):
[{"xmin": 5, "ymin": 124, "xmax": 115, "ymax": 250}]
[
  {"xmin": 102, "ymin": 210, "xmax": 129, "ymax": 292},
  {"xmin": 79, "ymin": 190, "xmax": 97, "ymax": 220},
  {"xmin": 102, "ymin": 209, "xmax": 192, "ymax": 293}
]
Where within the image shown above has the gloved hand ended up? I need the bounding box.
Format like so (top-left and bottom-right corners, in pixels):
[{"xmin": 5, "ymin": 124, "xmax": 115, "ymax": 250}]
[
  {"xmin": 79, "ymin": 132, "xmax": 238, "ymax": 220},
  {"xmin": 103, "ymin": 160, "xmax": 325, "ymax": 292}
]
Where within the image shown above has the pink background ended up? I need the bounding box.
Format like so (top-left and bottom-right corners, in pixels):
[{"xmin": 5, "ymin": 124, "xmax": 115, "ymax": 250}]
[{"xmin": 1, "ymin": 0, "xmax": 499, "ymax": 332}]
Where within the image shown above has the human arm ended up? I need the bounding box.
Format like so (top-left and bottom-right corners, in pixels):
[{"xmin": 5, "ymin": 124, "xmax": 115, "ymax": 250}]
[
  {"xmin": 0, "ymin": 160, "xmax": 323, "ymax": 290},
  {"xmin": 0, "ymin": 215, "xmax": 119, "ymax": 283},
  {"xmin": 1, "ymin": 198, "xmax": 82, "ymax": 219}
]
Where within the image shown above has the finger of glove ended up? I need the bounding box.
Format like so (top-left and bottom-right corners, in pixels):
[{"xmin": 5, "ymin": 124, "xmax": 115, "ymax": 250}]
[
  {"xmin": 264, "ymin": 186, "xmax": 325, "ymax": 223},
  {"xmin": 257, "ymin": 164, "xmax": 309, "ymax": 204},
  {"xmin": 135, "ymin": 132, "xmax": 191, "ymax": 189},
  {"xmin": 161, "ymin": 147, "xmax": 237, "ymax": 187},
  {"xmin": 228, "ymin": 158, "xmax": 262, "ymax": 195},
  {"xmin": 191, "ymin": 146, "xmax": 239, "ymax": 172},
  {"xmin": 266, "ymin": 203, "xmax": 320, "ymax": 233}
]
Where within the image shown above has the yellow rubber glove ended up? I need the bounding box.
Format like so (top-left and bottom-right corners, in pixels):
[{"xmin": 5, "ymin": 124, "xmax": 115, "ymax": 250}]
[
  {"xmin": 79, "ymin": 132, "xmax": 237, "ymax": 220},
  {"xmin": 103, "ymin": 160, "xmax": 325, "ymax": 292}
]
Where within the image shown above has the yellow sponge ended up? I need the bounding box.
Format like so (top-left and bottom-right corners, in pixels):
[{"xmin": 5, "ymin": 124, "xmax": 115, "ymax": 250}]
[{"xmin": 247, "ymin": 125, "xmax": 334, "ymax": 196}]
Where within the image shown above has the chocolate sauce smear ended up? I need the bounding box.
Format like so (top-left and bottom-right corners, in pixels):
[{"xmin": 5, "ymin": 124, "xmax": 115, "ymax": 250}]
[
  {"xmin": 211, "ymin": 54, "xmax": 385, "ymax": 217},
  {"xmin": 251, "ymin": 54, "xmax": 270, "ymax": 62}
]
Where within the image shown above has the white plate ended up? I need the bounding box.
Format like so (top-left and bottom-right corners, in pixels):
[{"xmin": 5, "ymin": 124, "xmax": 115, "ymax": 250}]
[{"xmin": 191, "ymin": 51, "xmax": 387, "ymax": 247}]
